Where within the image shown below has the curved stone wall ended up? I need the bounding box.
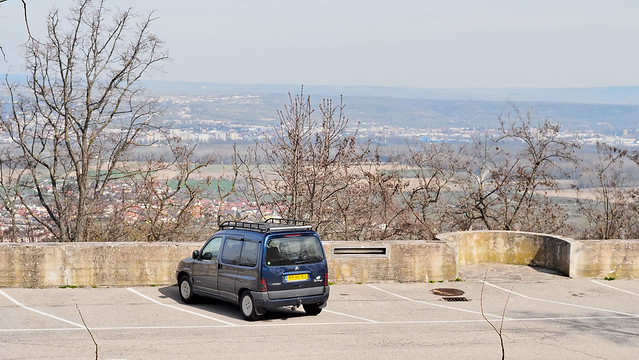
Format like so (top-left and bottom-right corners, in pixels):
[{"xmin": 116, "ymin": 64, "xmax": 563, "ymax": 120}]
[{"xmin": 436, "ymin": 231, "xmax": 573, "ymax": 276}]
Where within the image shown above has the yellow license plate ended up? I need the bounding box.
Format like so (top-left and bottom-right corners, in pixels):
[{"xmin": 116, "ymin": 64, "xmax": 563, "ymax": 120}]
[{"xmin": 286, "ymin": 274, "xmax": 308, "ymax": 282}]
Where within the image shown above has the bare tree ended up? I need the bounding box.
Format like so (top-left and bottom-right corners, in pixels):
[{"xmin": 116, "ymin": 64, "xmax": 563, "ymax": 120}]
[
  {"xmin": 0, "ymin": 148, "xmax": 24, "ymax": 240},
  {"xmin": 0, "ymin": 0, "xmax": 168, "ymax": 242},
  {"xmin": 241, "ymin": 87, "xmax": 366, "ymax": 239},
  {"xmin": 242, "ymin": 88, "xmax": 314, "ymax": 222},
  {"xmin": 577, "ymin": 142, "xmax": 639, "ymax": 239},
  {"xmin": 451, "ymin": 133, "xmax": 503, "ymax": 231},
  {"xmin": 398, "ymin": 142, "xmax": 466, "ymax": 239},
  {"xmin": 126, "ymin": 139, "xmax": 238, "ymax": 242},
  {"xmin": 491, "ymin": 106, "xmax": 579, "ymax": 233},
  {"xmin": 130, "ymin": 155, "xmax": 206, "ymax": 242},
  {"xmin": 453, "ymin": 106, "xmax": 579, "ymax": 234},
  {"xmin": 329, "ymin": 151, "xmax": 406, "ymax": 241},
  {"xmin": 77, "ymin": 139, "xmax": 237, "ymax": 243},
  {"xmin": 213, "ymin": 144, "xmax": 240, "ymax": 223}
]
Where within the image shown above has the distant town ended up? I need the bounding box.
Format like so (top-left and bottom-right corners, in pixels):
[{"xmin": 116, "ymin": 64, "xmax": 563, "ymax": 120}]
[{"xmin": 153, "ymin": 92, "xmax": 639, "ymax": 148}]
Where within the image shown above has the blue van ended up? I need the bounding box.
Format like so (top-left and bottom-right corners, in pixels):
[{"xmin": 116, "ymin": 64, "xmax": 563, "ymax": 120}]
[{"xmin": 176, "ymin": 219, "xmax": 330, "ymax": 321}]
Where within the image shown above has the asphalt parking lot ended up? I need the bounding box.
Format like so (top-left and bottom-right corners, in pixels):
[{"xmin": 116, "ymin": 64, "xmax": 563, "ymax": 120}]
[{"xmin": 1, "ymin": 265, "xmax": 638, "ymax": 360}]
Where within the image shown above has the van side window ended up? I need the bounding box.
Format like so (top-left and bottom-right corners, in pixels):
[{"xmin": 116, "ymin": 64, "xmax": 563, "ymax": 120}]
[
  {"xmin": 201, "ymin": 237, "xmax": 222, "ymax": 261},
  {"xmin": 221, "ymin": 239, "xmax": 242, "ymax": 265},
  {"xmin": 239, "ymin": 241, "xmax": 259, "ymax": 267}
]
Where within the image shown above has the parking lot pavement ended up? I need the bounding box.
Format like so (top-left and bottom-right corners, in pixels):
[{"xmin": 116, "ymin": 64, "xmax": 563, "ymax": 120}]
[{"xmin": 1, "ymin": 266, "xmax": 639, "ymax": 360}]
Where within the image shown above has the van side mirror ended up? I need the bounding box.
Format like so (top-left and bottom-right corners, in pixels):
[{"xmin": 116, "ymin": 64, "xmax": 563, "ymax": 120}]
[{"xmin": 192, "ymin": 250, "xmax": 200, "ymax": 259}]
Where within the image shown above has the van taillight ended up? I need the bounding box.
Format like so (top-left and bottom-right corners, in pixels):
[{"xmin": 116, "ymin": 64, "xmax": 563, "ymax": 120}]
[
  {"xmin": 258, "ymin": 278, "xmax": 268, "ymax": 292},
  {"xmin": 324, "ymin": 272, "xmax": 329, "ymax": 286}
]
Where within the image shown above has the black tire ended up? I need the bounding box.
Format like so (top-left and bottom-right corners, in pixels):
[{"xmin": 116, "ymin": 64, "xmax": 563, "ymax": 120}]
[
  {"xmin": 178, "ymin": 275, "xmax": 197, "ymax": 304},
  {"xmin": 303, "ymin": 303, "xmax": 323, "ymax": 316},
  {"xmin": 239, "ymin": 291, "xmax": 260, "ymax": 321}
]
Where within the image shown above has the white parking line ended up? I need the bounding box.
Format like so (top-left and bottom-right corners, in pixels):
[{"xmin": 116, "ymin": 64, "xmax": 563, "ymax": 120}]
[
  {"xmin": 126, "ymin": 288, "xmax": 377, "ymax": 325},
  {"xmin": 323, "ymin": 309, "xmax": 378, "ymax": 323},
  {"xmin": 592, "ymin": 280, "xmax": 639, "ymax": 296},
  {"xmin": 126, "ymin": 288, "xmax": 237, "ymax": 326},
  {"xmin": 484, "ymin": 281, "xmax": 639, "ymax": 318},
  {"xmin": 3, "ymin": 284, "xmax": 637, "ymax": 335},
  {"xmin": 0, "ymin": 289, "xmax": 85, "ymax": 328},
  {"xmin": 368, "ymin": 285, "xmax": 509, "ymax": 320},
  {"xmin": 1, "ymin": 314, "xmax": 634, "ymax": 334}
]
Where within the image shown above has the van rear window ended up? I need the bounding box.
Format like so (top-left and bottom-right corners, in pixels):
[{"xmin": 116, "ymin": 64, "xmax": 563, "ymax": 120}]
[{"xmin": 265, "ymin": 236, "xmax": 324, "ymax": 266}]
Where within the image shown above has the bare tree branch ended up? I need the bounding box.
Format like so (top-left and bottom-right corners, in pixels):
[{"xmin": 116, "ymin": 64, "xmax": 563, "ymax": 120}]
[{"xmin": 0, "ymin": 0, "xmax": 32, "ymax": 61}]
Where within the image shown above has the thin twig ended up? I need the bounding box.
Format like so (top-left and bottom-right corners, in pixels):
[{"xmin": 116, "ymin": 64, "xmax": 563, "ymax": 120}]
[
  {"xmin": 76, "ymin": 304, "xmax": 99, "ymax": 360},
  {"xmin": 22, "ymin": 0, "xmax": 33, "ymax": 39},
  {"xmin": 480, "ymin": 271, "xmax": 510, "ymax": 360},
  {"xmin": 0, "ymin": 0, "xmax": 32, "ymax": 61}
]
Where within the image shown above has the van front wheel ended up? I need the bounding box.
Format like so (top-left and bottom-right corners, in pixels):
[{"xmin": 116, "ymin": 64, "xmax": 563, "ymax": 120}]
[
  {"xmin": 240, "ymin": 291, "xmax": 260, "ymax": 321},
  {"xmin": 178, "ymin": 276, "xmax": 197, "ymax": 304}
]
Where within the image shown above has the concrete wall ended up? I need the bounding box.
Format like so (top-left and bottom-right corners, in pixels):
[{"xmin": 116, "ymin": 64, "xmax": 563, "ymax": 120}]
[
  {"xmin": 0, "ymin": 240, "xmax": 458, "ymax": 287},
  {"xmin": 437, "ymin": 231, "xmax": 639, "ymax": 279},
  {"xmin": 325, "ymin": 240, "xmax": 457, "ymax": 283},
  {"xmin": 437, "ymin": 231, "xmax": 573, "ymax": 276},
  {"xmin": 0, "ymin": 242, "xmax": 196, "ymax": 288},
  {"xmin": 1, "ymin": 232, "xmax": 639, "ymax": 287},
  {"xmin": 570, "ymin": 239, "xmax": 639, "ymax": 278}
]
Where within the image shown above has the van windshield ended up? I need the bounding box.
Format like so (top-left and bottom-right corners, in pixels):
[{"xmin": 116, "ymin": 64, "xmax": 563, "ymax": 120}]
[{"xmin": 265, "ymin": 235, "xmax": 324, "ymax": 266}]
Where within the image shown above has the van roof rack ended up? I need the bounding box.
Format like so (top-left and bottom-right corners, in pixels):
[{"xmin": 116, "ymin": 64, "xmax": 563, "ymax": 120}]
[{"xmin": 218, "ymin": 218, "xmax": 312, "ymax": 233}]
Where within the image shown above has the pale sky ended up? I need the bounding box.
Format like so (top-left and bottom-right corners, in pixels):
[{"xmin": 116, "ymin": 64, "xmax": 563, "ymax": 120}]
[{"xmin": 1, "ymin": 0, "xmax": 638, "ymax": 89}]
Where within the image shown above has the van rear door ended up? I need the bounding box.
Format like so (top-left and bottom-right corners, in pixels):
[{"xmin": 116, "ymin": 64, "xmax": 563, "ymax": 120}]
[
  {"xmin": 218, "ymin": 237, "xmax": 261, "ymax": 302},
  {"xmin": 263, "ymin": 234, "xmax": 327, "ymax": 293}
]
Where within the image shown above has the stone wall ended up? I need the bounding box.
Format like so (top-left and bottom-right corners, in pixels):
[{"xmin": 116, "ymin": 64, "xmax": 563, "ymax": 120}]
[
  {"xmin": 0, "ymin": 240, "xmax": 457, "ymax": 287},
  {"xmin": 0, "ymin": 242, "xmax": 196, "ymax": 287},
  {"xmin": 1, "ymin": 232, "xmax": 639, "ymax": 287},
  {"xmin": 437, "ymin": 231, "xmax": 573, "ymax": 276},
  {"xmin": 325, "ymin": 240, "xmax": 457, "ymax": 283},
  {"xmin": 437, "ymin": 231, "xmax": 639, "ymax": 279},
  {"xmin": 570, "ymin": 239, "xmax": 639, "ymax": 278}
]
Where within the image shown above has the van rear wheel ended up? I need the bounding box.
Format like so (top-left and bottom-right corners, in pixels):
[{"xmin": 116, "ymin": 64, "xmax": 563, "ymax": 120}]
[
  {"xmin": 303, "ymin": 303, "xmax": 323, "ymax": 316},
  {"xmin": 240, "ymin": 291, "xmax": 260, "ymax": 321}
]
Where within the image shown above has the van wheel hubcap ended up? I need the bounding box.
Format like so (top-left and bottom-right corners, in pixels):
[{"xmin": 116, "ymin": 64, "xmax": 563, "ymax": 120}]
[
  {"xmin": 180, "ymin": 281, "xmax": 190, "ymax": 298},
  {"xmin": 242, "ymin": 295, "xmax": 253, "ymax": 315}
]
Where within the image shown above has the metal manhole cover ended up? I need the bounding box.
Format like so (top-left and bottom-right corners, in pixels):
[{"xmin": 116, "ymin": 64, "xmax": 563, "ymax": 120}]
[
  {"xmin": 442, "ymin": 297, "xmax": 469, "ymax": 302},
  {"xmin": 431, "ymin": 288, "xmax": 465, "ymax": 297}
]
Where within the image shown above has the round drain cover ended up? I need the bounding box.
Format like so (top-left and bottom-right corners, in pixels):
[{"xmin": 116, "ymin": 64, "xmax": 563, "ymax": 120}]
[{"xmin": 431, "ymin": 288, "xmax": 465, "ymax": 297}]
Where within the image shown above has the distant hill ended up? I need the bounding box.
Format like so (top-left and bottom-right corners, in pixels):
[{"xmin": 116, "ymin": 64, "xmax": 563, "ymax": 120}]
[
  {"xmin": 4, "ymin": 77, "xmax": 638, "ymax": 134},
  {"xmin": 6, "ymin": 74, "xmax": 638, "ymax": 105},
  {"xmin": 143, "ymin": 81, "xmax": 639, "ymax": 134},
  {"xmin": 144, "ymin": 81, "xmax": 639, "ymax": 105}
]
